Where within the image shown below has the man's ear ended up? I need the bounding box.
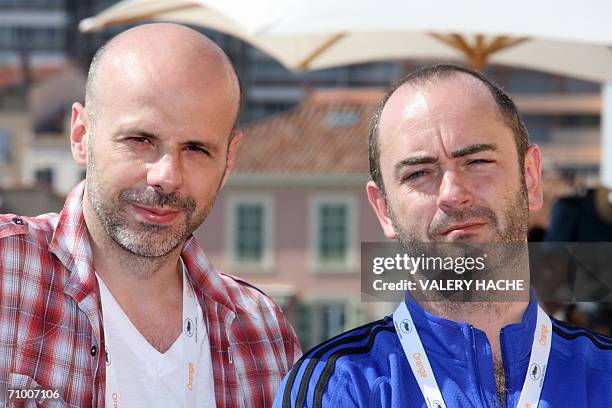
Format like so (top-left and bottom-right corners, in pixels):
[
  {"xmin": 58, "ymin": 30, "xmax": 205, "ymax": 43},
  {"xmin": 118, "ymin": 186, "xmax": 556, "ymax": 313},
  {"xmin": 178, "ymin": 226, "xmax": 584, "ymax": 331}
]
[
  {"xmin": 366, "ymin": 180, "xmax": 397, "ymax": 239},
  {"xmin": 70, "ymin": 102, "xmax": 89, "ymax": 166},
  {"xmin": 220, "ymin": 130, "xmax": 243, "ymax": 188},
  {"xmin": 523, "ymin": 144, "xmax": 543, "ymax": 213}
]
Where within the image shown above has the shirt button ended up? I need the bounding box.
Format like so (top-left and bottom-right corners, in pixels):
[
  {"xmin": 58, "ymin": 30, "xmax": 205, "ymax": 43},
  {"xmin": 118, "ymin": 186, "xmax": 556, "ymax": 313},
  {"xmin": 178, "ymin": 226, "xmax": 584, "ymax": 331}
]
[
  {"xmin": 91, "ymin": 345, "xmax": 97, "ymax": 356},
  {"xmin": 12, "ymin": 217, "xmax": 24, "ymax": 225}
]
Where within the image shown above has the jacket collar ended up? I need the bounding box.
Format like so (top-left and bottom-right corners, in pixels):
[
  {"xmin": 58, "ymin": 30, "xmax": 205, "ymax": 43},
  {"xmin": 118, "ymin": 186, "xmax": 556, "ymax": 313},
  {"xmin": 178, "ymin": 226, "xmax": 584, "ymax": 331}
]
[{"xmin": 403, "ymin": 288, "xmax": 538, "ymax": 363}]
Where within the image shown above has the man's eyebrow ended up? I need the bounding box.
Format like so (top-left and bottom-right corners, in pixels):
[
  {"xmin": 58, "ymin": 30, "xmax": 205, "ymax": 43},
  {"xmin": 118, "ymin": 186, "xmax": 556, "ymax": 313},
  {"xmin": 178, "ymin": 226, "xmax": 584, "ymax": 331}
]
[
  {"xmin": 116, "ymin": 128, "xmax": 158, "ymax": 139},
  {"xmin": 451, "ymin": 143, "xmax": 498, "ymax": 158},
  {"xmin": 392, "ymin": 144, "xmax": 499, "ymax": 180}
]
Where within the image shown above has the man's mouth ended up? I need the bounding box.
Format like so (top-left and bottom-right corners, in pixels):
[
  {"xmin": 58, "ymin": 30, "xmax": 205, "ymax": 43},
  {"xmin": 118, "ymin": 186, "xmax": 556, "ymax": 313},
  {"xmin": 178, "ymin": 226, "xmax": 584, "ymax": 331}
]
[
  {"xmin": 131, "ymin": 204, "xmax": 181, "ymax": 224},
  {"xmin": 440, "ymin": 222, "xmax": 486, "ymax": 238}
]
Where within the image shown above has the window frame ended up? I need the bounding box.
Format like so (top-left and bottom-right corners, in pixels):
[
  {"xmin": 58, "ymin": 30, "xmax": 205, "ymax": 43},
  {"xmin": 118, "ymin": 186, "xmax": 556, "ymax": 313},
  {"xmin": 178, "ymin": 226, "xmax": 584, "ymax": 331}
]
[
  {"xmin": 225, "ymin": 193, "xmax": 275, "ymax": 272},
  {"xmin": 309, "ymin": 194, "xmax": 357, "ymax": 272},
  {"xmin": 296, "ymin": 297, "xmax": 368, "ymax": 350},
  {"xmin": 0, "ymin": 128, "xmax": 14, "ymax": 165}
]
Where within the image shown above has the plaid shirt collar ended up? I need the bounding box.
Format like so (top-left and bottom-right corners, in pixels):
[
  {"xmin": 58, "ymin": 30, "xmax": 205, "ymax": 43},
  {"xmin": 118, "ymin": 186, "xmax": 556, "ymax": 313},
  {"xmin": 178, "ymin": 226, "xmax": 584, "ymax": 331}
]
[{"xmin": 48, "ymin": 181, "xmax": 238, "ymax": 315}]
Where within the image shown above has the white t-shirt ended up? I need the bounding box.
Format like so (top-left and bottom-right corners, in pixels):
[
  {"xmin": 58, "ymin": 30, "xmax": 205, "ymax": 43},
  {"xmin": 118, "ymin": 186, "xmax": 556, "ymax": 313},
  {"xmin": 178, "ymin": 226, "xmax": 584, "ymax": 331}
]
[{"xmin": 97, "ymin": 269, "xmax": 216, "ymax": 407}]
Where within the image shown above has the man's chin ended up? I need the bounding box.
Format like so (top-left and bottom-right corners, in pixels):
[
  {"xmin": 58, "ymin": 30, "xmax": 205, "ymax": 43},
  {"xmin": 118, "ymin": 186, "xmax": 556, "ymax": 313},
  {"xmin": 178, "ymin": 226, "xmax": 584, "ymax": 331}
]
[
  {"xmin": 109, "ymin": 225, "xmax": 188, "ymax": 257},
  {"xmin": 114, "ymin": 238, "xmax": 182, "ymax": 258}
]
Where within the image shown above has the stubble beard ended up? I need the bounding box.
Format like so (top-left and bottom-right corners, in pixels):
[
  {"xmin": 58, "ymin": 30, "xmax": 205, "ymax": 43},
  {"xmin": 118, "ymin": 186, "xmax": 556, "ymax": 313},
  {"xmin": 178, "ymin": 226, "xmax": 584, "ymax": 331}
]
[
  {"xmin": 86, "ymin": 146, "xmax": 216, "ymax": 261},
  {"xmin": 388, "ymin": 178, "xmax": 530, "ymax": 312}
]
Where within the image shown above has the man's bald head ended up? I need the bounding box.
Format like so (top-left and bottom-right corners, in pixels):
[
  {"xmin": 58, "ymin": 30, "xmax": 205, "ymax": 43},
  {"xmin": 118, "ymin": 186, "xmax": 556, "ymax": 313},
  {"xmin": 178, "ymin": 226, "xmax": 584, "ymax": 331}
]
[
  {"xmin": 73, "ymin": 24, "xmax": 245, "ymax": 260},
  {"xmin": 85, "ymin": 23, "xmax": 241, "ymax": 135},
  {"xmin": 368, "ymin": 64, "xmax": 529, "ymax": 192}
]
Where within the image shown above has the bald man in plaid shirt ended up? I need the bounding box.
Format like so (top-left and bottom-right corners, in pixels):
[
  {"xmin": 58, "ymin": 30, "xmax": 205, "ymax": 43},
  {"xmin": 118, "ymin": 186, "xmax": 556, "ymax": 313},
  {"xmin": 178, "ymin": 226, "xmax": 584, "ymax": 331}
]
[{"xmin": 0, "ymin": 24, "xmax": 300, "ymax": 407}]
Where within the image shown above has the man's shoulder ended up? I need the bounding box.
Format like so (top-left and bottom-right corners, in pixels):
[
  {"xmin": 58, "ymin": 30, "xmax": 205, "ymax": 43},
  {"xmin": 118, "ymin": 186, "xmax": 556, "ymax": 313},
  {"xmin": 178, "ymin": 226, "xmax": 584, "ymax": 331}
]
[
  {"xmin": 212, "ymin": 271, "xmax": 302, "ymax": 369},
  {"xmin": 294, "ymin": 315, "xmax": 396, "ymax": 371},
  {"xmin": 0, "ymin": 212, "xmax": 58, "ymax": 244},
  {"xmin": 300, "ymin": 315, "xmax": 396, "ymax": 360},
  {"xmin": 276, "ymin": 316, "xmax": 397, "ymax": 406},
  {"xmin": 552, "ymin": 318, "xmax": 612, "ymax": 369},
  {"xmin": 216, "ymin": 271, "xmax": 283, "ymax": 313}
]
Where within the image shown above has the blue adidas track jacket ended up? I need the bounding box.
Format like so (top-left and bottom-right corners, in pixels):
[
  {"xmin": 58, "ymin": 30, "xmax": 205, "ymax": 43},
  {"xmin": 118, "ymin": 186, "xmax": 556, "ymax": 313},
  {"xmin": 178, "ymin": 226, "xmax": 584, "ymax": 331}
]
[{"xmin": 275, "ymin": 294, "xmax": 612, "ymax": 407}]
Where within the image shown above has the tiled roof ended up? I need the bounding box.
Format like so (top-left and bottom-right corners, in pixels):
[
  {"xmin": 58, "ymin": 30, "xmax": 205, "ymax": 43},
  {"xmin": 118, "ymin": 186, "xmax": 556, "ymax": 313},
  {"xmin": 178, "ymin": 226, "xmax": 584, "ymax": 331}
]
[{"xmin": 235, "ymin": 88, "xmax": 384, "ymax": 175}]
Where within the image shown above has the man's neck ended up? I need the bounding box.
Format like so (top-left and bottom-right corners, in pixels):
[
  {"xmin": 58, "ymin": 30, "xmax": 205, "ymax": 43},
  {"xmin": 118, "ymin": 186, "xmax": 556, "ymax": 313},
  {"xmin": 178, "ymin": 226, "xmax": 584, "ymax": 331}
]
[
  {"xmin": 83, "ymin": 196, "xmax": 184, "ymax": 353},
  {"xmin": 91, "ymin": 238, "xmax": 183, "ymax": 309},
  {"xmin": 88, "ymin": 221, "xmax": 184, "ymax": 353}
]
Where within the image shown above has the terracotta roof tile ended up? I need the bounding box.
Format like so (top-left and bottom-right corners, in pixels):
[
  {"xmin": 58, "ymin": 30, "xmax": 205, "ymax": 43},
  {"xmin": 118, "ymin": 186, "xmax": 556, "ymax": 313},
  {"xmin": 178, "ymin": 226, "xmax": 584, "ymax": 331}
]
[{"xmin": 235, "ymin": 88, "xmax": 384, "ymax": 175}]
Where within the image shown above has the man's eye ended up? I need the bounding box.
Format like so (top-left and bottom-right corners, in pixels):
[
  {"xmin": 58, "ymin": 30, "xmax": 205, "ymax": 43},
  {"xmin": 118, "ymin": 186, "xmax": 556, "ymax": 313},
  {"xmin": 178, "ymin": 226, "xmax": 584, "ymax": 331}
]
[
  {"xmin": 468, "ymin": 159, "xmax": 493, "ymax": 166},
  {"xmin": 403, "ymin": 170, "xmax": 428, "ymax": 181},
  {"xmin": 129, "ymin": 136, "xmax": 151, "ymax": 144},
  {"xmin": 186, "ymin": 145, "xmax": 210, "ymax": 156}
]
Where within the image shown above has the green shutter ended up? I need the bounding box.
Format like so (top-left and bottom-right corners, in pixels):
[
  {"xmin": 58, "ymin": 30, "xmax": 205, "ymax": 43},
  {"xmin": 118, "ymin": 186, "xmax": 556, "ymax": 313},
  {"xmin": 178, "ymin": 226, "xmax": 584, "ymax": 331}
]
[{"xmin": 295, "ymin": 302, "xmax": 314, "ymax": 351}]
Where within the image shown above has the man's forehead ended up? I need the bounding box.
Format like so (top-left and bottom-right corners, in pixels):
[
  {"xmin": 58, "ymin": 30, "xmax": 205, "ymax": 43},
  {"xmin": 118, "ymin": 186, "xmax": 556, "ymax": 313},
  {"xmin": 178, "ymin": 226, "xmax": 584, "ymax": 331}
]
[
  {"xmin": 378, "ymin": 74, "xmax": 502, "ymax": 144},
  {"xmin": 98, "ymin": 43, "xmax": 227, "ymax": 88}
]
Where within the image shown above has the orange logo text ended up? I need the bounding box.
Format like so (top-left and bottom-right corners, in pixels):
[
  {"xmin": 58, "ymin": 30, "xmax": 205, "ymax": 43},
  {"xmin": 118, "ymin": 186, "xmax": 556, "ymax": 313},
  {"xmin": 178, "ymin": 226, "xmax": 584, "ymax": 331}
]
[
  {"xmin": 187, "ymin": 362, "xmax": 195, "ymax": 390},
  {"xmin": 413, "ymin": 352, "xmax": 428, "ymax": 378},
  {"xmin": 539, "ymin": 324, "xmax": 549, "ymax": 346}
]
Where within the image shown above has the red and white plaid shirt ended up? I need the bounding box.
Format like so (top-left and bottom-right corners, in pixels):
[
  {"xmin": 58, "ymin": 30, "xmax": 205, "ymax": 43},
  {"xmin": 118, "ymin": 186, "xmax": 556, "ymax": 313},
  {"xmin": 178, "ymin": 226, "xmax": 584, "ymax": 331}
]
[{"xmin": 0, "ymin": 181, "xmax": 301, "ymax": 407}]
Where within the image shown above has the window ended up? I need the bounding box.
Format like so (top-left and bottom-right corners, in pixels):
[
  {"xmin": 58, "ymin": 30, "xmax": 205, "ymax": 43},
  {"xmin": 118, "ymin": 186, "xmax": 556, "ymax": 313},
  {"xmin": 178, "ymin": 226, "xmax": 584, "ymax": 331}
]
[
  {"xmin": 310, "ymin": 195, "xmax": 357, "ymax": 271},
  {"xmin": 559, "ymin": 115, "xmax": 600, "ymax": 128},
  {"xmin": 226, "ymin": 195, "xmax": 274, "ymax": 271},
  {"xmin": 0, "ymin": 129, "xmax": 13, "ymax": 164},
  {"xmin": 319, "ymin": 204, "xmax": 348, "ymax": 261},
  {"xmin": 295, "ymin": 301, "xmax": 346, "ymax": 350},
  {"xmin": 0, "ymin": 26, "xmax": 65, "ymax": 50},
  {"xmin": 0, "ymin": 0, "xmax": 63, "ymax": 8},
  {"xmin": 35, "ymin": 167, "xmax": 54, "ymax": 187},
  {"xmin": 321, "ymin": 302, "xmax": 346, "ymax": 340},
  {"xmin": 236, "ymin": 204, "xmax": 264, "ymax": 262},
  {"xmin": 295, "ymin": 299, "xmax": 367, "ymax": 350}
]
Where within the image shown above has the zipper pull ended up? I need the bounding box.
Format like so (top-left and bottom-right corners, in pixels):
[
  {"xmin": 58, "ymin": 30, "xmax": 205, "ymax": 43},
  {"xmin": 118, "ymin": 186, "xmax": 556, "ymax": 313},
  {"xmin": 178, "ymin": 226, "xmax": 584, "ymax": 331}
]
[{"xmin": 228, "ymin": 347, "xmax": 233, "ymax": 364}]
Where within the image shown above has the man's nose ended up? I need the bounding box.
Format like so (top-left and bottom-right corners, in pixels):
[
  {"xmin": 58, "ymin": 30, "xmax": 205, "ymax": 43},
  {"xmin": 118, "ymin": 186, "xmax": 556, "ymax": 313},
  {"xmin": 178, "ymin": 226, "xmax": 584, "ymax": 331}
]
[
  {"xmin": 436, "ymin": 170, "xmax": 473, "ymax": 212},
  {"xmin": 147, "ymin": 152, "xmax": 183, "ymax": 194}
]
